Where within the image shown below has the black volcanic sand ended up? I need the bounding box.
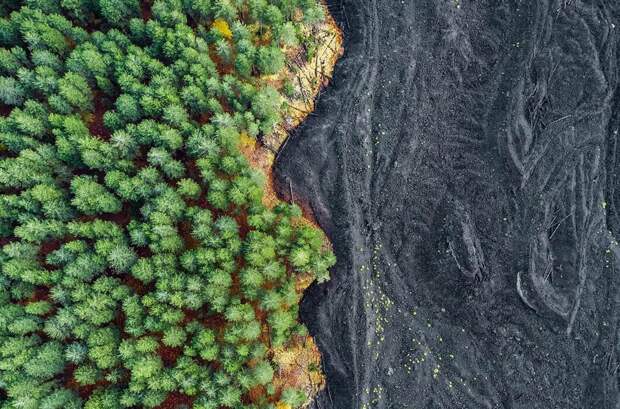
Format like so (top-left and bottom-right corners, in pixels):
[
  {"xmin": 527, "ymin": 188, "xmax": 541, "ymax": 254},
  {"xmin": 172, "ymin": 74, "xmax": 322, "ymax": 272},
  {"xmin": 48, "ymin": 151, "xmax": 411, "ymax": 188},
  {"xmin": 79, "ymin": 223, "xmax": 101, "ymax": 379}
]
[{"xmin": 274, "ymin": 1, "xmax": 620, "ymax": 408}]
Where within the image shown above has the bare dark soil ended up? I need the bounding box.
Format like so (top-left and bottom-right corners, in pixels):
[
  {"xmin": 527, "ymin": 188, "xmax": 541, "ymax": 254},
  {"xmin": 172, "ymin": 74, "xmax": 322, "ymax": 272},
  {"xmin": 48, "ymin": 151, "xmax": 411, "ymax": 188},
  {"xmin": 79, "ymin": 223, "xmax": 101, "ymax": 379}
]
[{"xmin": 275, "ymin": 1, "xmax": 620, "ymax": 408}]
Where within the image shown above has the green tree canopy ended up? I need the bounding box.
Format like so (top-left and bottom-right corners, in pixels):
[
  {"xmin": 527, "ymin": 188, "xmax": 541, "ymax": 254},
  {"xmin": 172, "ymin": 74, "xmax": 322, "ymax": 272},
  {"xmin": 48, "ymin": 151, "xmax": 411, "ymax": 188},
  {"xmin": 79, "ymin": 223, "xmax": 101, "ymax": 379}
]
[{"xmin": 0, "ymin": 0, "xmax": 335, "ymax": 407}]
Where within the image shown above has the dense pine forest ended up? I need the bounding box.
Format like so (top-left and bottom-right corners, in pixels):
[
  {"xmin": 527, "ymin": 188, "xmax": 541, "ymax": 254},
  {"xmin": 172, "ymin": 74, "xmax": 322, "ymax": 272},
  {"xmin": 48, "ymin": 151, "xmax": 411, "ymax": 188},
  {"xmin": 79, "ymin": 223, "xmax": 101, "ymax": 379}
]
[{"xmin": 0, "ymin": 0, "xmax": 336, "ymax": 408}]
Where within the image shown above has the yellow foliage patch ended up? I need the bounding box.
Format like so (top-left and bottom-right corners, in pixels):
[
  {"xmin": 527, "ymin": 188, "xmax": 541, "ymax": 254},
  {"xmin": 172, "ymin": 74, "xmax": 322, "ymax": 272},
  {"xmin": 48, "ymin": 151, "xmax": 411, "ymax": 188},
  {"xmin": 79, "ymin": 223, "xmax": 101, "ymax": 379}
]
[
  {"xmin": 276, "ymin": 402, "xmax": 292, "ymax": 409},
  {"xmin": 239, "ymin": 131, "xmax": 255, "ymax": 150},
  {"xmin": 212, "ymin": 18, "xmax": 232, "ymax": 39}
]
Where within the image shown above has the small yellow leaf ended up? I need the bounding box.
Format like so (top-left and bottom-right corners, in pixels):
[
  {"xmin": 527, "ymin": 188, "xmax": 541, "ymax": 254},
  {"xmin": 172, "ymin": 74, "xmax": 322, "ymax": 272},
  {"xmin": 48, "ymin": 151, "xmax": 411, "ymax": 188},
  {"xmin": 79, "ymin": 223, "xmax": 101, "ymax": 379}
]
[{"xmin": 276, "ymin": 402, "xmax": 292, "ymax": 409}]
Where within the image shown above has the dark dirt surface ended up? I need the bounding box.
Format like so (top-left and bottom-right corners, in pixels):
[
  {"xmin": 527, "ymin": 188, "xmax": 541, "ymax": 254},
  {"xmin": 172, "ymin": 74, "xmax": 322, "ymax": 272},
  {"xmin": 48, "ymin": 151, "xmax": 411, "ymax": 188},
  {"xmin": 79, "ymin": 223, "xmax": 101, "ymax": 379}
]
[{"xmin": 274, "ymin": 1, "xmax": 620, "ymax": 408}]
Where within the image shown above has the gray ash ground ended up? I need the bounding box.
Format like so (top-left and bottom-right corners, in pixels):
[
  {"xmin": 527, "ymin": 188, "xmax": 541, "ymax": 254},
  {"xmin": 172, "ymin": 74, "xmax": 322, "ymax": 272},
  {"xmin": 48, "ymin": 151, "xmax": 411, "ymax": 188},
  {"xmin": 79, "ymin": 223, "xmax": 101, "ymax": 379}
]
[{"xmin": 274, "ymin": 1, "xmax": 620, "ymax": 408}]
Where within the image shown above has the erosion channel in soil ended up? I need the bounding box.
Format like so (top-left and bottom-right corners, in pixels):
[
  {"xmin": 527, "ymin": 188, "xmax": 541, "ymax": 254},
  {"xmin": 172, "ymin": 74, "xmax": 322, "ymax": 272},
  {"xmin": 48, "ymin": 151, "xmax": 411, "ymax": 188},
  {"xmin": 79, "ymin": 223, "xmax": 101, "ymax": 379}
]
[{"xmin": 275, "ymin": 1, "xmax": 620, "ymax": 408}]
